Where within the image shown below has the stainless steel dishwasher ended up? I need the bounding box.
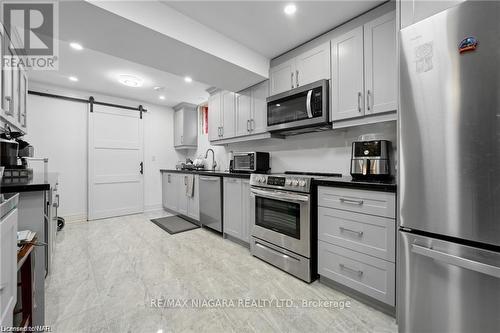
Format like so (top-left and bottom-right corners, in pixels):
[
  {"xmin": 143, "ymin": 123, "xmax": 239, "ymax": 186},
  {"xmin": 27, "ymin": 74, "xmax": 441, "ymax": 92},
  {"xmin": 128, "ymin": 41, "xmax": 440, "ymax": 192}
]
[{"xmin": 199, "ymin": 176, "xmax": 222, "ymax": 232}]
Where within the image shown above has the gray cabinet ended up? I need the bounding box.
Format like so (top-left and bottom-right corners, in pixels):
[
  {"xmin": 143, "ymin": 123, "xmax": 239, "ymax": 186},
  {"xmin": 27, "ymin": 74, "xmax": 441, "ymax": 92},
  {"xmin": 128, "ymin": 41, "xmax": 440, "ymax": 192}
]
[
  {"xmin": 0, "ymin": 207, "xmax": 18, "ymax": 327},
  {"xmin": 162, "ymin": 172, "xmax": 199, "ymax": 221},
  {"xmin": 173, "ymin": 103, "xmax": 198, "ymax": 149},
  {"xmin": 1, "ymin": 25, "xmax": 28, "ymax": 134},
  {"xmin": 331, "ymin": 12, "xmax": 396, "ymax": 124},
  {"xmin": 270, "ymin": 42, "xmax": 330, "ymax": 96},
  {"xmin": 208, "ymin": 92, "xmax": 221, "ymax": 141},
  {"xmin": 317, "ymin": 186, "xmax": 396, "ymax": 306},
  {"xmin": 400, "ymin": 0, "xmax": 464, "ymax": 29},
  {"xmin": 235, "ymin": 80, "xmax": 269, "ymax": 137},
  {"xmin": 162, "ymin": 173, "xmax": 179, "ymax": 212},
  {"xmin": 223, "ymin": 177, "xmax": 251, "ymax": 244}
]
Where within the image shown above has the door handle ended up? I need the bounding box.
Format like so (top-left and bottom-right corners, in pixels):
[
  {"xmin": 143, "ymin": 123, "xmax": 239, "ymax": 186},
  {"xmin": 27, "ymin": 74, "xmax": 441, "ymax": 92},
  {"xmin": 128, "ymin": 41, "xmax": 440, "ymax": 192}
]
[
  {"xmin": 366, "ymin": 90, "xmax": 371, "ymax": 112},
  {"xmin": 291, "ymin": 72, "xmax": 294, "ymax": 89},
  {"xmin": 339, "ymin": 198, "xmax": 364, "ymax": 205},
  {"xmin": 306, "ymin": 90, "xmax": 313, "ymax": 118},
  {"xmin": 296, "ymin": 70, "xmax": 299, "ymax": 87},
  {"xmin": 339, "ymin": 263, "xmax": 364, "ymax": 277},
  {"xmin": 357, "ymin": 92, "xmax": 362, "ymax": 112},
  {"xmin": 411, "ymin": 244, "xmax": 500, "ymax": 278},
  {"xmin": 140, "ymin": 162, "xmax": 144, "ymax": 175},
  {"xmin": 339, "ymin": 226, "xmax": 364, "ymax": 237}
]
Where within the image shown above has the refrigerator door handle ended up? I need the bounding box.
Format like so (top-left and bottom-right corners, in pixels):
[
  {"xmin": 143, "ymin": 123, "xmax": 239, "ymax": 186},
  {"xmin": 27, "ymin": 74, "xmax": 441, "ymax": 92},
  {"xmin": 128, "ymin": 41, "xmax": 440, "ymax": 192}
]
[{"xmin": 411, "ymin": 244, "xmax": 500, "ymax": 278}]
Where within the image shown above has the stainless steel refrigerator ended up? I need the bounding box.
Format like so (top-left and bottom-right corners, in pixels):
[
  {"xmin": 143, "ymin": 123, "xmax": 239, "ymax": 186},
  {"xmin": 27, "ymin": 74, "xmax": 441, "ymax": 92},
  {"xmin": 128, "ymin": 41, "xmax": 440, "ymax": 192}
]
[{"xmin": 399, "ymin": 2, "xmax": 500, "ymax": 332}]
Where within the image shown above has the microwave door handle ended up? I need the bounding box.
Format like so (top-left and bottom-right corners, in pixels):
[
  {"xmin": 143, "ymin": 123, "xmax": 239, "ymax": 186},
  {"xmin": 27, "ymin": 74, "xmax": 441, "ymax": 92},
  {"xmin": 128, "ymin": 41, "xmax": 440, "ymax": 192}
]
[{"xmin": 306, "ymin": 90, "xmax": 313, "ymax": 118}]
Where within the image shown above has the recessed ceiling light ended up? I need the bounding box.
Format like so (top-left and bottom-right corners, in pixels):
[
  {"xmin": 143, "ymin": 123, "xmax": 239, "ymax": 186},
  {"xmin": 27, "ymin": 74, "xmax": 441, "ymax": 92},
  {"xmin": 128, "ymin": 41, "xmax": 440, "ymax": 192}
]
[
  {"xmin": 118, "ymin": 74, "xmax": 144, "ymax": 87},
  {"xmin": 184, "ymin": 76, "xmax": 193, "ymax": 83},
  {"xmin": 68, "ymin": 76, "xmax": 78, "ymax": 82},
  {"xmin": 284, "ymin": 4, "xmax": 297, "ymax": 15},
  {"xmin": 153, "ymin": 86, "xmax": 164, "ymax": 91},
  {"xmin": 159, "ymin": 95, "xmax": 166, "ymax": 100},
  {"xmin": 70, "ymin": 42, "xmax": 83, "ymax": 50}
]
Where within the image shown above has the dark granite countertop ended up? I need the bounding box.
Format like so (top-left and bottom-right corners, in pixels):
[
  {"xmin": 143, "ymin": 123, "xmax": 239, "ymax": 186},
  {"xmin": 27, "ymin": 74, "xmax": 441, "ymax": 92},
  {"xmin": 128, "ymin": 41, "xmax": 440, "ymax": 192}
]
[
  {"xmin": 1, "ymin": 172, "xmax": 58, "ymax": 193},
  {"xmin": 160, "ymin": 169, "xmax": 251, "ymax": 179},
  {"xmin": 313, "ymin": 176, "xmax": 396, "ymax": 193}
]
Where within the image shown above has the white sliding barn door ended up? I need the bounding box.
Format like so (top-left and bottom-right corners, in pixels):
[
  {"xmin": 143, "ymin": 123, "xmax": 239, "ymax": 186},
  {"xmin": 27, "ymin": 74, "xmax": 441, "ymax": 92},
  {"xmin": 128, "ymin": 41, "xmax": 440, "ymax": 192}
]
[{"xmin": 88, "ymin": 104, "xmax": 144, "ymax": 220}]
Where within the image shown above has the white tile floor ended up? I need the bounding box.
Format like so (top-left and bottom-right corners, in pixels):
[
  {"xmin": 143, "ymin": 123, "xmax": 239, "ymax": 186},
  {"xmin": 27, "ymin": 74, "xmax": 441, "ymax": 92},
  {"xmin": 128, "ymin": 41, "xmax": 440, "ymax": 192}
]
[{"xmin": 45, "ymin": 211, "xmax": 397, "ymax": 333}]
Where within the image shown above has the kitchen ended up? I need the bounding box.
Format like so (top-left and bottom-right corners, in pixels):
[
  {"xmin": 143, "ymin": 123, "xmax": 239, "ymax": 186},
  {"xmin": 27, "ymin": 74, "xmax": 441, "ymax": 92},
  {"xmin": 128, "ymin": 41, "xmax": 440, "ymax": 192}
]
[{"xmin": 0, "ymin": 1, "xmax": 497, "ymax": 332}]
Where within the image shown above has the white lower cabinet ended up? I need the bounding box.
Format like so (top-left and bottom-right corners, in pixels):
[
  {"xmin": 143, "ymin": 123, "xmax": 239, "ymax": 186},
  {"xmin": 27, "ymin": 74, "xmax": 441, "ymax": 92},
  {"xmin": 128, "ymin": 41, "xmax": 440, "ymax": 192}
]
[
  {"xmin": 162, "ymin": 172, "xmax": 199, "ymax": 221},
  {"xmin": 0, "ymin": 208, "xmax": 18, "ymax": 327},
  {"xmin": 223, "ymin": 178, "xmax": 251, "ymax": 244},
  {"xmin": 318, "ymin": 186, "xmax": 396, "ymax": 306}
]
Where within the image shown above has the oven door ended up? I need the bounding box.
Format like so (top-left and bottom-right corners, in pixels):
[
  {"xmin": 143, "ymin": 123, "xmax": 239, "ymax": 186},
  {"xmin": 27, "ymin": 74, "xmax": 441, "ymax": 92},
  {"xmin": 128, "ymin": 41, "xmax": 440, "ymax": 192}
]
[{"xmin": 250, "ymin": 187, "xmax": 311, "ymax": 258}]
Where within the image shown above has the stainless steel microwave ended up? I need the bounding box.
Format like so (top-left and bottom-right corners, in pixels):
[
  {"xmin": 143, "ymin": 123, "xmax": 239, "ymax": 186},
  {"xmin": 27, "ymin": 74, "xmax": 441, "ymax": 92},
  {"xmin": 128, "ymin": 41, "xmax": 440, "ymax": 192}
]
[
  {"xmin": 233, "ymin": 152, "xmax": 270, "ymax": 173},
  {"xmin": 266, "ymin": 79, "xmax": 329, "ymax": 134}
]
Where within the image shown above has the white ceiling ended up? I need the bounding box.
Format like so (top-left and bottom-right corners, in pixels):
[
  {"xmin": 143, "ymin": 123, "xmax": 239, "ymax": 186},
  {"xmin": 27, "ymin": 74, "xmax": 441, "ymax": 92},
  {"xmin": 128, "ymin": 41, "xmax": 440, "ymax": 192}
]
[
  {"xmin": 163, "ymin": 0, "xmax": 386, "ymax": 58},
  {"xmin": 27, "ymin": 0, "xmax": 386, "ymax": 106},
  {"xmin": 28, "ymin": 40, "xmax": 211, "ymax": 107}
]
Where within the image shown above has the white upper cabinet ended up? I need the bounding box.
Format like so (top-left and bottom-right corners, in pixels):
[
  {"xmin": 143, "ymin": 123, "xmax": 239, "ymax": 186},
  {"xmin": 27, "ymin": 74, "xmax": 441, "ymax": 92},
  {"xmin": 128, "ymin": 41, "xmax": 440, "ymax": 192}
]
[
  {"xmin": 1, "ymin": 25, "xmax": 28, "ymax": 134},
  {"xmin": 270, "ymin": 42, "xmax": 330, "ymax": 96},
  {"xmin": 208, "ymin": 93, "xmax": 221, "ymax": 141},
  {"xmin": 221, "ymin": 91, "xmax": 236, "ymax": 139},
  {"xmin": 270, "ymin": 59, "xmax": 295, "ymax": 95},
  {"xmin": 401, "ymin": 0, "xmax": 464, "ymax": 29},
  {"xmin": 235, "ymin": 89, "xmax": 252, "ymax": 137},
  {"xmin": 331, "ymin": 11, "xmax": 397, "ymax": 122},
  {"xmin": 364, "ymin": 11, "xmax": 397, "ymax": 115},
  {"xmin": 295, "ymin": 42, "xmax": 331, "ymax": 87},
  {"xmin": 235, "ymin": 80, "xmax": 269, "ymax": 137},
  {"xmin": 174, "ymin": 109, "xmax": 183, "ymax": 146},
  {"xmin": 331, "ymin": 26, "xmax": 365, "ymax": 121},
  {"xmin": 173, "ymin": 103, "xmax": 198, "ymax": 149},
  {"xmin": 250, "ymin": 80, "xmax": 268, "ymax": 134}
]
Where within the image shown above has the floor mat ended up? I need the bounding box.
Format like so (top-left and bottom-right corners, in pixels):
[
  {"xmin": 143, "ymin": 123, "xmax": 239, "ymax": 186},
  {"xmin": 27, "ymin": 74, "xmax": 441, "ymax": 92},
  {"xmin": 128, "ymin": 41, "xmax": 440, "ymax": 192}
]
[{"xmin": 150, "ymin": 215, "xmax": 200, "ymax": 235}]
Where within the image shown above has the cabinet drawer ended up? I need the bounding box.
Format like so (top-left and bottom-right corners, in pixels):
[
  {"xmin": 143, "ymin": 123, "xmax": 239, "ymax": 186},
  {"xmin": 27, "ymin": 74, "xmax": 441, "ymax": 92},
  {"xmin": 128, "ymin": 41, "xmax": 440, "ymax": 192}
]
[
  {"xmin": 318, "ymin": 240, "xmax": 395, "ymax": 306},
  {"xmin": 318, "ymin": 186, "xmax": 395, "ymax": 218},
  {"xmin": 318, "ymin": 207, "xmax": 395, "ymax": 262}
]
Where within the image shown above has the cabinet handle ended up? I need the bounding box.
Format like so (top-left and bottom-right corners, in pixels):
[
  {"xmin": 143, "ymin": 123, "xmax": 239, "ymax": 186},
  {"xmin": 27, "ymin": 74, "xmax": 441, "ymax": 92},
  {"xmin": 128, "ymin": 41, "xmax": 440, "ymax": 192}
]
[
  {"xmin": 339, "ymin": 198, "xmax": 364, "ymax": 205},
  {"xmin": 296, "ymin": 70, "xmax": 299, "ymax": 87},
  {"xmin": 339, "ymin": 263, "xmax": 364, "ymax": 277},
  {"xmin": 221, "ymin": 127, "xmax": 224, "ymax": 137},
  {"xmin": 168, "ymin": 174, "xmax": 171, "ymax": 183},
  {"xmin": 251, "ymin": 119, "xmax": 255, "ymax": 131},
  {"xmin": 4, "ymin": 96, "xmax": 12, "ymax": 114},
  {"xmin": 140, "ymin": 162, "xmax": 144, "ymax": 175},
  {"xmin": 247, "ymin": 119, "xmax": 250, "ymax": 132},
  {"xmin": 339, "ymin": 226, "xmax": 364, "ymax": 237},
  {"xmin": 357, "ymin": 92, "xmax": 362, "ymax": 112},
  {"xmin": 184, "ymin": 176, "xmax": 187, "ymax": 185},
  {"xmin": 366, "ymin": 90, "xmax": 371, "ymax": 112},
  {"xmin": 291, "ymin": 72, "xmax": 294, "ymax": 89}
]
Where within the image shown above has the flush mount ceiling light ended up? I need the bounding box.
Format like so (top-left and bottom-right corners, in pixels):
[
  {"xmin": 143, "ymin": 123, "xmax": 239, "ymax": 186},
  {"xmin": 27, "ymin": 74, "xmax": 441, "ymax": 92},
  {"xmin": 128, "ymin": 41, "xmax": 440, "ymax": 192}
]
[
  {"xmin": 118, "ymin": 74, "xmax": 144, "ymax": 87},
  {"xmin": 70, "ymin": 42, "xmax": 83, "ymax": 50},
  {"xmin": 284, "ymin": 4, "xmax": 297, "ymax": 16},
  {"xmin": 159, "ymin": 95, "xmax": 166, "ymax": 100},
  {"xmin": 68, "ymin": 76, "xmax": 78, "ymax": 82},
  {"xmin": 184, "ymin": 76, "xmax": 193, "ymax": 83}
]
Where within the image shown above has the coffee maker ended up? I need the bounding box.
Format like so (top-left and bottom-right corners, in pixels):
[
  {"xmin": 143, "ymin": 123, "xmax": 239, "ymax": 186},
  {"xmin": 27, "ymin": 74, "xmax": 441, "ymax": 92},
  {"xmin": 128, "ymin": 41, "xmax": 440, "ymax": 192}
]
[
  {"xmin": 350, "ymin": 140, "xmax": 391, "ymax": 180},
  {"xmin": 0, "ymin": 131, "xmax": 34, "ymax": 182}
]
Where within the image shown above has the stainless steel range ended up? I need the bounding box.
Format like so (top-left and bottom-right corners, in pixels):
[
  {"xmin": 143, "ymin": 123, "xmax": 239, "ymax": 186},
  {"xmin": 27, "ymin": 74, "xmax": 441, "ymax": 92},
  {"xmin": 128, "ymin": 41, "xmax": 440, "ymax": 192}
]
[{"xmin": 249, "ymin": 171, "xmax": 341, "ymax": 282}]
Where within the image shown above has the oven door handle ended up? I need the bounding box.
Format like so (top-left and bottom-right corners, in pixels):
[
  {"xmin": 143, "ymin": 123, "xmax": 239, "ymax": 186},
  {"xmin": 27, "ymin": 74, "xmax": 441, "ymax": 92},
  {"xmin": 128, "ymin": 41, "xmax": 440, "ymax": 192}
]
[
  {"xmin": 306, "ymin": 89, "xmax": 313, "ymax": 118},
  {"xmin": 251, "ymin": 188, "xmax": 310, "ymax": 203}
]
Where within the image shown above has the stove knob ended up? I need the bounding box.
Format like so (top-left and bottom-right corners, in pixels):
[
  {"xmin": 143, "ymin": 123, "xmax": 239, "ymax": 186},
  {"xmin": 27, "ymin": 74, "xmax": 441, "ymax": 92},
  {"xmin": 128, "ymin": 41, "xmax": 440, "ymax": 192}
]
[
  {"xmin": 259, "ymin": 177, "xmax": 265, "ymax": 183},
  {"xmin": 299, "ymin": 180, "xmax": 307, "ymax": 187},
  {"xmin": 292, "ymin": 179, "xmax": 299, "ymax": 186}
]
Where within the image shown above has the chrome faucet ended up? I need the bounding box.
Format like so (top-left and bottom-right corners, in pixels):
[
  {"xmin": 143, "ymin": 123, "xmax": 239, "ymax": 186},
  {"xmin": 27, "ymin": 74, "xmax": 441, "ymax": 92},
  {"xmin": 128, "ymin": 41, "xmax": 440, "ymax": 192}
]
[{"xmin": 204, "ymin": 149, "xmax": 217, "ymax": 171}]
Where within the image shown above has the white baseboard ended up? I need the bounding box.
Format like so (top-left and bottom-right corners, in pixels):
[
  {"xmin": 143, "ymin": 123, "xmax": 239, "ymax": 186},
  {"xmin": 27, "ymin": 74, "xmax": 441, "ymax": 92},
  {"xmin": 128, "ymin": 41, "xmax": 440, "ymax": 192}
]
[
  {"xmin": 61, "ymin": 213, "xmax": 88, "ymax": 223},
  {"xmin": 144, "ymin": 203, "xmax": 163, "ymax": 212}
]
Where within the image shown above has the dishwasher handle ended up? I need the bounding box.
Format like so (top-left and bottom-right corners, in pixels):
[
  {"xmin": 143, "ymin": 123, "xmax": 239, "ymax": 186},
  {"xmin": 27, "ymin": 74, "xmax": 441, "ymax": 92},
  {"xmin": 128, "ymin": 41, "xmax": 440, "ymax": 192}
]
[{"xmin": 199, "ymin": 176, "xmax": 219, "ymax": 181}]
